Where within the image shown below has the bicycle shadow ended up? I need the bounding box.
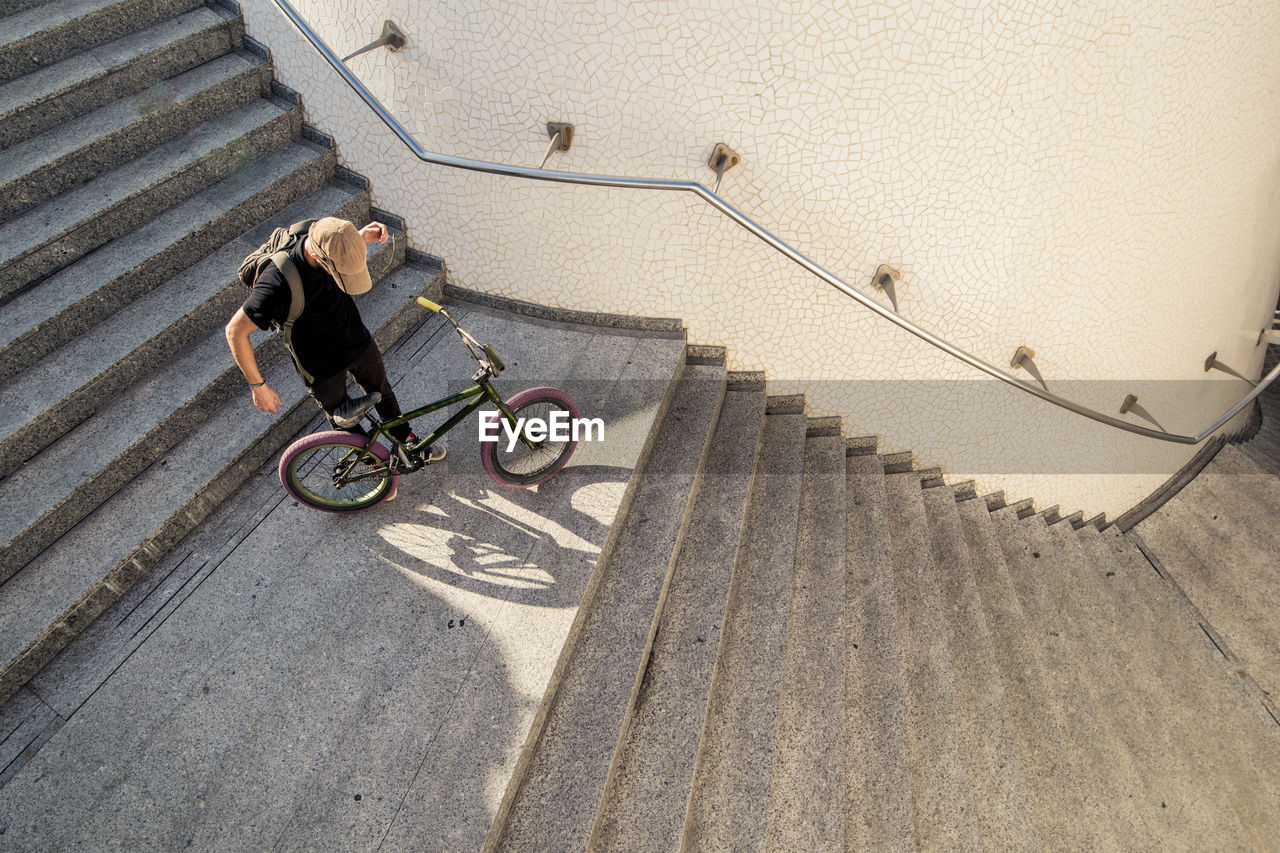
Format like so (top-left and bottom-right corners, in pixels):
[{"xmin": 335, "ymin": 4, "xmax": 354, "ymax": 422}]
[
  {"xmin": 368, "ymin": 464, "xmax": 630, "ymax": 610},
  {"xmin": 346, "ymin": 462, "xmax": 639, "ymax": 845}
]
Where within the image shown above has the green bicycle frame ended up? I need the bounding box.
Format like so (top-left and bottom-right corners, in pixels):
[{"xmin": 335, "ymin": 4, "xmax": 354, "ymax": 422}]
[{"xmin": 363, "ymin": 377, "xmax": 529, "ymax": 455}]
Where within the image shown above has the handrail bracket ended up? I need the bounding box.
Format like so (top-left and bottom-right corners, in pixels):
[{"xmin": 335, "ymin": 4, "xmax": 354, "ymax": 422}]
[
  {"xmin": 873, "ymin": 265, "xmax": 901, "ymax": 312},
  {"xmin": 1204, "ymin": 351, "xmax": 1257, "ymax": 386},
  {"xmin": 341, "ymin": 20, "xmax": 407, "ymax": 62},
  {"xmin": 708, "ymin": 143, "xmax": 740, "ymax": 193},
  {"xmin": 540, "ymin": 123, "xmax": 574, "ymax": 169},
  {"xmin": 1010, "ymin": 345, "xmax": 1048, "ymax": 391}
]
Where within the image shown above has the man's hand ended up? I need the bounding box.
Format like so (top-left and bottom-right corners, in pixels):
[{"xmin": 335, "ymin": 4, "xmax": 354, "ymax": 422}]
[
  {"xmin": 226, "ymin": 308, "xmax": 282, "ymax": 415},
  {"xmin": 359, "ymin": 221, "xmax": 389, "ymax": 244},
  {"xmin": 251, "ymin": 383, "xmax": 282, "ymax": 413}
]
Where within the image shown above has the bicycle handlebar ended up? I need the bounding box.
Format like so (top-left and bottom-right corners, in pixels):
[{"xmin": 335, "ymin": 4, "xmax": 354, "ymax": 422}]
[{"xmin": 417, "ymin": 296, "xmax": 503, "ymax": 376}]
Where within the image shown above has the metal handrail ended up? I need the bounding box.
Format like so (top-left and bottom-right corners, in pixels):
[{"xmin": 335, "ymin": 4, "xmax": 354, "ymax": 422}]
[{"xmin": 271, "ymin": 0, "xmax": 1280, "ymax": 445}]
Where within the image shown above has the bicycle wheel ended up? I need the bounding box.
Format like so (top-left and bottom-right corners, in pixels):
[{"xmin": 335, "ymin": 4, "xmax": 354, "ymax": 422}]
[
  {"xmin": 482, "ymin": 387, "xmax": 580, "ymax": 487},
  {"xmin": 279, "ymin": 430, "xmax": 397, "ymax": 511}
]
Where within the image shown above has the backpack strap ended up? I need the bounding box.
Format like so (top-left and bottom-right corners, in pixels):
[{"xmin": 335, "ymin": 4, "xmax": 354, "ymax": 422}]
[{"xmin": 269, "ymin": 251, "xmax": 314, "ymax": 385}]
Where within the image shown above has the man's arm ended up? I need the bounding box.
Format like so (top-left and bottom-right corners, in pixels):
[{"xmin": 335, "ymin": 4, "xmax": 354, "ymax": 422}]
[
  {"xmin": 359, "ymin": 221, "xmax": 388, "ymax": 245},
  {"xmin": 225, "ymin": 308, "xmax": 283, "ymax": 414}
]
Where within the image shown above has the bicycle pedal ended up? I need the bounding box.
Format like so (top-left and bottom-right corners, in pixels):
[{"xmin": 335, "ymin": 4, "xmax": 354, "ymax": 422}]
[{"xmin": 393, "ymin": 446, "xmax": 424, "ymax": 472}]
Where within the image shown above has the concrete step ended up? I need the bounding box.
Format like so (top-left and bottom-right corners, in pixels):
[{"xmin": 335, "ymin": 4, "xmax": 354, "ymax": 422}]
[
  {"xmin": 1122, "ymin": 528, "xmax": 1280, "ymax": 832},
  {"xmin": 682, "ymin": 410, "xmax": 806, "ymax": 850},
  {"xmin": 0, "ymin": 93, "xmax": 298, "ymax": 297},
  {"xmin": 0, "ymin": 50, "xmax": 271, "ymax": 222},
  {"xmin": 979, "ymin": 508, "xmax": 1129, "ymax": 849},
  {"xmin": 0, "ymin": 186, "xmax": 375, "ymax": 581},
  {"xmin": 1188, "ymin": 444, "xmax": 1280, "ymax": 545},
  {"xmin": 882, "ymin": 471, "xmax": 980, "ymax": 851},
  {"xmin": 0, "ymin": 4, "xmax": 240, "ymax": 147},
  {"xmin": 985, "ymin": 508, "xmax": 1156, "ymax": 845},
  {"xmin": 1134, "ymin": 509, "xmax": 1258, "ymax": 669},
  {"xmin": 1076, "ymin": 525, "xmax": 1280, "ymax": 845},
  {"xmin": 1, "ymin": 0, "xmax": 200, "ymax": 83},
  {"xmin": 763, "ymin": 434, "xmax": 846, "ymax": 849},
  {"xmin": 1240, "ymin": 394, "xmax": 1280, "ymax": 441},
  {"xmin": 919, "ymin": 486, "xmax": 1038, "ymax": 851},
  {"xmin": 491, "ymin": 361, "xmax": 727, "ymax": 851},
  {"xmin": 1258, "ymin": 386, "xmax": 1280, "ymax": 420},
  {"xmin": 1237, "ymin": 411, "xmax": 1280, "ymax": 471},
  {"xmin": 1217, "ymin": 436, "xmax": 1280, "ymax": 476},
  {"xmin": 0, "ymin": 144, "xmax": 340, "ymax": 482},
  {"xmin": 0, "ymin": 137, "xmax": 337, "ymax": 382},
  {"xmin": 1239, "ymin": 433, "xmax": 1280, "ymax": 473},
  {"xmin": 1139, "ymin": 451, "xmax": 1280, "ymax": 698},
  {"xmin": 1039, "ymin": 520, "xmax": 1225, "ymax": 846},
  {"xmin": 591, "ymin": 388, "xmax": 766, "ymax": 852},
  {"xmin": 1136, "ymin": 507, "xmax": 1280, "ymax": 711},
  {"xmin": 842, "ymin": 453, "xmax": 914, "ymax": 852},
  {"xmin": 954, "ymin": 496, "xmax": 1102, "ymax": 851},
  {"xmin": 0, "ymin": 0, "xmax": 53, "ymax": 20},
  {"xmin": 0, "ymin": 254, "xmax": 440, "ymax": 706}
]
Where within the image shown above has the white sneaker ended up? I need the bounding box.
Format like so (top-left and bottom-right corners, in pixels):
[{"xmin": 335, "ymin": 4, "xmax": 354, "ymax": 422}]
[{"xmin": 396, "ymin": 434, "xmax": 447, "ymax": 470}]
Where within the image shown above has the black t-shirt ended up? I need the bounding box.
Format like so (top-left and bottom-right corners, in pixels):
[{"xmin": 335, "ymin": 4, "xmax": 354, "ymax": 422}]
[{"xmin": 242, "ymin": 240, "xmax": 372, "ymax": 385}]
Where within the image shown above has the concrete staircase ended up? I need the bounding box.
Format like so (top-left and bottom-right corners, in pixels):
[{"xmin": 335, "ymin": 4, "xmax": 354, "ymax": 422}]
[
  {"xmin": 487, "ymin": 366, "xmax": 1280, "ymax": 850},
  {"xmin": 2, "ymin": 1, "xmax": 1280, "ymax": 849},
  {"xmin": 0, "ymin": 0, "xmax": 441, "ymax": 705}
]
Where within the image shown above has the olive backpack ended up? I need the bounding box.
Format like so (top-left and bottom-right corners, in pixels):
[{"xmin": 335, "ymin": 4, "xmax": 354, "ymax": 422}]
[{"xmin": 236, "ymin": 219, "xmax": 317, "ymax": 383}]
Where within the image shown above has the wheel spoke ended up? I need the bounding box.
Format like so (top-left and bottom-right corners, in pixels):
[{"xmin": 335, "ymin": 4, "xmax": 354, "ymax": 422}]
[
  {"xmin": 486, "ymin": 392, "xmax": 578, "ymax": 486},
  {"xmin": 284, "ymin": 438, "xmax": 390, "ymax": 510}
]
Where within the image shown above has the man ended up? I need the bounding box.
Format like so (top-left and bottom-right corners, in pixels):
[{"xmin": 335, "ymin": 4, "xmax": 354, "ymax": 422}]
[{"xmin": 224, "ymin": 216, "xmax": 442, "ymax": 468}]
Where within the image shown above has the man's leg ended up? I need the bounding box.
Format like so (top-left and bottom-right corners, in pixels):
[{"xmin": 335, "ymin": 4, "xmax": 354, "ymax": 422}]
[
  {"xmin": 308, "ymin": 370, "xmax": 360, "ymax": 431},
  {"xmin": 346, "ymin": 340, "xmax": 411, "ymax": 441},
  {"xmin": 346, "ymin": 339, "xmax": 444, "ymax": 467}
]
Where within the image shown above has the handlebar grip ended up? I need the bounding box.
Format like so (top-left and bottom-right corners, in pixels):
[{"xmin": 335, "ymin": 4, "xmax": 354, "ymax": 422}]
[
  {"xmin": 483, "ymin": 344, "xmax": 505, "ymax": 373},
  {"xmin": 416, "ymin": 296, "xmax": 444, "ymax": 313}
]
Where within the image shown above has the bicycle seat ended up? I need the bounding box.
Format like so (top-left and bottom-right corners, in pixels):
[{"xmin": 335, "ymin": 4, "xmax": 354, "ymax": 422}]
[{"xmin": 331, "ymin": 391, "xmax": 382, "ymax": 428}]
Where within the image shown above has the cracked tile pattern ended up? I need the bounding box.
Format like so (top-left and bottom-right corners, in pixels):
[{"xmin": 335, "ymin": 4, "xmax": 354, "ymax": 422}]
[{"xmin": 240, "ymin": 0, "xmax": 1280, "ymax": 518}]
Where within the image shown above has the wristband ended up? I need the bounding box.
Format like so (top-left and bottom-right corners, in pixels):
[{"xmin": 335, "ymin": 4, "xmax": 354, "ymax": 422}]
[{"xmin": 249, "ymin": 380, "xmax": 266, "ymax": 388}]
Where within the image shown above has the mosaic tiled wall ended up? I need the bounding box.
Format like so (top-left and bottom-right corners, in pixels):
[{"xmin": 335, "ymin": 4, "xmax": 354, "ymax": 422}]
[{"xmin": 240, "ymin": 0, "xmax": 1280, "ymax": 518}]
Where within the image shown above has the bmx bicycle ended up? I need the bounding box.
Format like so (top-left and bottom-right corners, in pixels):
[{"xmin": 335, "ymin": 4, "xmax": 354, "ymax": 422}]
[{"xmin": 278, "ymin": 297, "xmax": 579, "ymax": 511}]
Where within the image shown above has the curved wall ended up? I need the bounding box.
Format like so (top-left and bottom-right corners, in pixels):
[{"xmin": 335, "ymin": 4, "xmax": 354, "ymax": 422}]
[{"xmin": 239, "ymin": 0, "xmax": 1280, "ymax": 517}]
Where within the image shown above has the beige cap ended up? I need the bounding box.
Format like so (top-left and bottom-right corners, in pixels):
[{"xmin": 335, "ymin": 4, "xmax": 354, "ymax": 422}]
[{"xmin": 308, "ymin": 217, "xmax": 372, "ymax": 294}]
